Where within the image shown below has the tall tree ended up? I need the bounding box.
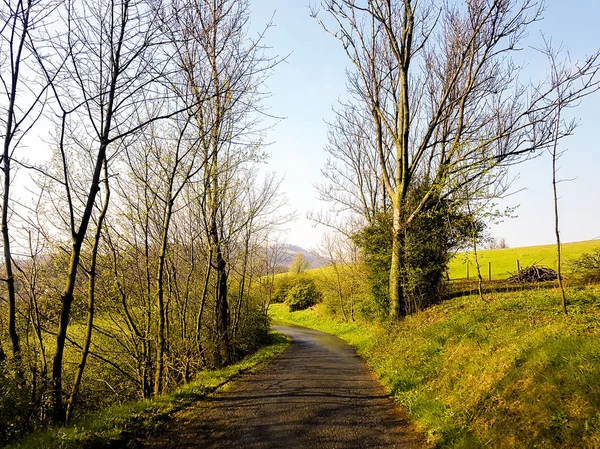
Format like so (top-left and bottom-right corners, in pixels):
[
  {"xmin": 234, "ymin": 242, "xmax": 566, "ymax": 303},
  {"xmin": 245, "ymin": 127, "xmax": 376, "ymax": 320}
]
[
  {"xmin": 166, "ymin": 0, "xmax": 278, "ymax": 365},
  {"xmin": 0, "ymin": 0, "xmax": 56, "ymax": 359},
  {"xmin": 313, "ymin": 0, "xmax": 600, "ymax": 318},
  {"xmin": 43, "ymin": 0, "xmax": 190, "ymax": 422},
  {"xmin": 540, "ymin": 37, "xmax": 600, "ymax": 315}
]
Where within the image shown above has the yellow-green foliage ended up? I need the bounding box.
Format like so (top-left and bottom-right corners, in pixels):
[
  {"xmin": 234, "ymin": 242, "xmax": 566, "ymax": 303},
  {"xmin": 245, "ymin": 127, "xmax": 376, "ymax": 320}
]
[
  {"xmin": 270, "ymin": 287, "xmax": 600, "ymax": 448},
  {"xmin": 448, "ymin": 240, "xmax": 600, "ymax": 280},
  {"xmin": 8, "ymin": 332, "xmax": 290, "ymax": 449}
]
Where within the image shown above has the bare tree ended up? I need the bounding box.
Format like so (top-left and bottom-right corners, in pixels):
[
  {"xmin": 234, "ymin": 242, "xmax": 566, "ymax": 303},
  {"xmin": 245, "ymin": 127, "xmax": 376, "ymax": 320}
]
[
  {"xmin": 540, "ymin": 37, "xmax": 600, "ymax": 315},
  {"xmin": 312, "ymin": 0, "xmax": 600, "ymax": 318},
  {"xmin": 167, "ymin": 0, "xmax": 278, "ymax": 365},
  {"xmin": 64, "ymin": 158, "xmax": 110, "ymax": 423},
  {"xmin": 41, "ymin": 0, "xmax": 196, "ymax": 422},
  {"xmin": 255, "ymin": 237, "xmax": 288, "ymax": 313},
  {"xmin": 488, "ymin": 237, "xmax": 509, "ymax": 249},
  {"xmin": 0, "ymin": 0, "xmax": 57, "ymax": 359},
  {"xmin": 314, "ymin": 101, "xmax": 390, "ymax": 227}
]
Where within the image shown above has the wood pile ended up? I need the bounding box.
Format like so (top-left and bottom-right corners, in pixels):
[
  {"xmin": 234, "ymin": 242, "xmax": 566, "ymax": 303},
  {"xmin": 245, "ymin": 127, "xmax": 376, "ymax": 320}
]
[{"xmin": 507, "ymin": 265, "xmax": 558, "ymax": 283}]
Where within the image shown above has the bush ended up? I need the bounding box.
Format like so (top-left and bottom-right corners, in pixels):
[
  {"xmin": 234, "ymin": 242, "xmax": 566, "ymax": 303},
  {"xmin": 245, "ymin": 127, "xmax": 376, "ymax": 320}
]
[
  {"xmin": 0, "ymin": 357, "xmax": 45, "ymax": 446},
  {"xmin": 271, "ymin": 276, "xmax": 293, "ymax": 304},
  {"xmin": 285, "ymin": 278, "xmax": 322, "ymax": 311},
  {"xmin": 571, "ymin": 247, "xmax": 600, "ymax": 284},
  {"xmin": 352, "ymin": 192, "xmax": 475, "ymax": 316},
  {"xmin": 231, "ymin": 300, "xmax": 271, "ymax": 358},
  {"xmin": 351, "ymin": 213, "xmax": 392, "ymax": 317}
]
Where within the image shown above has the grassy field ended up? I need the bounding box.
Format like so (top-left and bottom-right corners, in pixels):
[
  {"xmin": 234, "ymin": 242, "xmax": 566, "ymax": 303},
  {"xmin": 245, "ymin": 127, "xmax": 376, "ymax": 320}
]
[
  {"xmin": 8, "ymin": 332, "xmax": 290, "ymax": 449},
  {"xmin": 447, "ymin": 239, "xmax": 600, "ymax": 281},
  {"xmin": 270, "ymin": 286, "xmax": 600, "ymax": 448}
]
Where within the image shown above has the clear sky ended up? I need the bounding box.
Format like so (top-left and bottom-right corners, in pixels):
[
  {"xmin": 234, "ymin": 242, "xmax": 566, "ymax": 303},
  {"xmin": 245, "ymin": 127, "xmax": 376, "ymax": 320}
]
[{"xmin": 250, "ymin": 1, "xmax": 600, "ymax": 250}]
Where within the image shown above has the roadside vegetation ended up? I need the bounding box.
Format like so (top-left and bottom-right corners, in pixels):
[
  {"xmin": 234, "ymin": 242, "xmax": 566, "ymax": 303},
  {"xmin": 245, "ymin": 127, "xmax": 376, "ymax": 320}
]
[
  {"xmin": 0, "ymin": 0, "xmax": 290, "ymax": 444},
  {"xmin": 270, "ymin": 288, "xmax": 600, "ymax": 448},
  {"xmin": 6, "ymin": 333, "xmax": 289, "ymax": 449}
]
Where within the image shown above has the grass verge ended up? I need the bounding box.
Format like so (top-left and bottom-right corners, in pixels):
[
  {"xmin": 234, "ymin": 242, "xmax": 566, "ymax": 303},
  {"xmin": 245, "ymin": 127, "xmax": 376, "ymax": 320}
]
[
  {"xmin": 8, "ymin": 332, "xmax": 290, "ymax": 449},
  {"xmin": 270, "ymin": 287, "xmax": 600, "ymax": 448}
]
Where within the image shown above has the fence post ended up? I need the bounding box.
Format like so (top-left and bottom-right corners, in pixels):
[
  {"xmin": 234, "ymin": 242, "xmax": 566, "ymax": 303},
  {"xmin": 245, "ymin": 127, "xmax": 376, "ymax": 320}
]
[
  {"xmin": 516, "ymin": 259, "xmax": 520, "ymax": 273},
  {"xmin": 466, "ymin": 262, "xmax": 470, "ymax": 280},
  {"xmin": 488, "ymin": 262, "xmax": 492, "ymax": 281}
]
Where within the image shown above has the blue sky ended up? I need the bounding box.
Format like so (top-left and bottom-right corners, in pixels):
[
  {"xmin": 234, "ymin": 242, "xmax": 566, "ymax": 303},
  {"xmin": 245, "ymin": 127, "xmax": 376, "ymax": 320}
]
[{"xmin": 251, "ymin": 1, "xmax": 600, "ymax": 250}]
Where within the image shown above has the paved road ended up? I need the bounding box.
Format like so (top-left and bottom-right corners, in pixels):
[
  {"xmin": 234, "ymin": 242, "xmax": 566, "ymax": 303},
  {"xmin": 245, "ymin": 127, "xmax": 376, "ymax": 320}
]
[{"xmin": 144, "ymin": 324, "xmax": 423, "ymax": 449}]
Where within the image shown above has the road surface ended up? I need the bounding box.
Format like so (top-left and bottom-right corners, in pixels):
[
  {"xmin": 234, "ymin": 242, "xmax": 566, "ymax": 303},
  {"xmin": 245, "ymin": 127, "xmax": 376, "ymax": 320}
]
[{"xmin": 143, "ymin": 324, "xmax": 423, "ymax": 448}]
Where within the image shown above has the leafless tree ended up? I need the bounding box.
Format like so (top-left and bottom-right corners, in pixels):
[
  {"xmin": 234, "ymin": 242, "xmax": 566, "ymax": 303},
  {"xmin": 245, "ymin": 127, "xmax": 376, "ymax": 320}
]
[
  {"xmin": 167, "ymin": 0, "xmax": 279, "ymax": 365},
  {"xmin": 315, "ymin": 101, "xmax": 391, "ymax": 227},
  {"xmin": 255, "ymin": 237, "xmax": 288, "ymax": 313},
  {"xmin": 0, "ymin": 0, "xmax": 58, "ymax": 360},
  {"xmin": 540, "ymin": 37, "xmax": 600, "ymax": 315},
  {"xmin": 487, "ymin": 237, "xmax": 509, "ymax": 249},
  {"xmin": 39, "ymin": 0, "xmax": 200, "ymax": 422}
]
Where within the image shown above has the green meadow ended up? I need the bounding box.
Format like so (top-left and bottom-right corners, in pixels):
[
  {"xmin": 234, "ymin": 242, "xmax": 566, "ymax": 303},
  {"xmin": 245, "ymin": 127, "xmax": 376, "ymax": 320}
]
[{"xmin": 447, "ymin": 239, "xmax": 600, "ymax": 281}]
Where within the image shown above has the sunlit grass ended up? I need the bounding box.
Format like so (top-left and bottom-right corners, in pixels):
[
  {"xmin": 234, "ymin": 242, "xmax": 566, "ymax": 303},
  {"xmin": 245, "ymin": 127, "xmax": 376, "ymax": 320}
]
[
  {"xmin": 8, "ymin": 332, "xmax": 290, "ymax": 449},
  {"xmin": 447, "ymin": 239, "xmax": 600, "ymax": 281},
  {"xmin": 270, "ymin": 287, "xmax": 600, "ymax": 448}
]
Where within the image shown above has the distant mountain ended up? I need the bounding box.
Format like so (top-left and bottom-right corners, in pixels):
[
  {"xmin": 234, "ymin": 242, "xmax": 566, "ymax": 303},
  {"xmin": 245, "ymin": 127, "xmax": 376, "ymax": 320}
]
[{"xmin": 281, "ymin": 244, "xmax": 327, "ymax": 270}]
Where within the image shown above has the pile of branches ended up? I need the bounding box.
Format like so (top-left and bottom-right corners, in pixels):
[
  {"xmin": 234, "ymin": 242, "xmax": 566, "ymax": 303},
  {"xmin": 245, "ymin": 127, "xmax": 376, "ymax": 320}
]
[{"xmin": 507, "ymin": 265, "xmax": 558, "ymax": 283}]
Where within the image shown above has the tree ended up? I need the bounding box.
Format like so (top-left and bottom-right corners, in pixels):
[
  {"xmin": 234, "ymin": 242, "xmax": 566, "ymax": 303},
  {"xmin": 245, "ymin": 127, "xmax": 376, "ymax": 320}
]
[
  {"xmin": 540, "ymin": 36, "xmax": 600, "ymax": 315},
  {"xmin": 255, "ymin": 237, "xmax": 289, "ymax": 313},
  {"xmin": 285, "ymin": 278, "xmax": 322, "ymax": 311},
  {"xmin": 42, "ymin": 0, "xmax": 190, "ymax": 422},
  {"xmin": 289, "ymin": 253, "xmax": 310, "ymax": 274},
  {"xmin": 164, "ymin": 0, "xmax": 278, "ymax": 366},
  {"xmin": 314, "ymin": 101, "xmax": 390, "ymax": 229},
  {"xmin": 488, "ymin": 237, "xmax": 509, "ymax": 249},
  {"xmin": 312, "ymin": 0, "xmax": 600, "ymax": 318},
  {"xmin": 0, "ymin": 0, "xmax": 56, "ymax": 360}
]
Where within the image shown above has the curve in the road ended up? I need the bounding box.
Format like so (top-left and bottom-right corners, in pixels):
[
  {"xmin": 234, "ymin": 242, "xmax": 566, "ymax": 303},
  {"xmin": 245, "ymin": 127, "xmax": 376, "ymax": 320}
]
[{"xmin": 144, "ymin": 324, "xmax": 423, "ymax": 449}]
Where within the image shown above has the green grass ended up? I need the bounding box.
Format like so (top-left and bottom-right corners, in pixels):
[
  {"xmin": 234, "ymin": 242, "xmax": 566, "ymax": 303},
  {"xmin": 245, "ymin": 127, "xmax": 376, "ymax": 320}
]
[
  {"xmin": 270, "ymin": 287, "xmax": 600, "ymax": 448},
  {"xmin": 8, "ymin": 332, "xmax": 290, "ymax": 449},
  {"xmin": 447, "ymin": 239, "xmax": 600, "ymax": 281}
]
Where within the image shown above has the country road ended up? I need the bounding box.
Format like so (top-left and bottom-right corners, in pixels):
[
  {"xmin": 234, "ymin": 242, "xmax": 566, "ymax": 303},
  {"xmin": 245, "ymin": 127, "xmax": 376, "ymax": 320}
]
[{"xmin": 143, "ymin": 324, "xmax": 423, "ymax": 448}]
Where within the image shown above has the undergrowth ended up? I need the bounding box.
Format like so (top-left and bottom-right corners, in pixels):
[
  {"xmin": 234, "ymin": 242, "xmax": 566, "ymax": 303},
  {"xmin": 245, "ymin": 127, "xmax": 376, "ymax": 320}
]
[
  {"xmin": 270, "ymin": 286, "xmax": 600, "ymax": 448},
  {"xmin": 8, "ymin": 332, "xmax": 290, "ymax": 449}
]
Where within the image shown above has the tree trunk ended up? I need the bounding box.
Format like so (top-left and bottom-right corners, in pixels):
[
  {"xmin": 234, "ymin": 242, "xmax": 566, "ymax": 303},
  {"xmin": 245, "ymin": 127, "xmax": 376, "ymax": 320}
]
[
  {"xmin": 65, "ymin": 161, "xmax": 110, "ymax": 422},
  {"xmin": 154, "ymin": 196, "xmax": 174, "ymax": 396},
  {"xmin": 2, "ymin": 0, "xmax": 33, "ymax": 361},
  {"xmin": 51, "ymin": 249, "xmax": 80, "ymax": 423},
  {"xmin": 552, "ymin": 126, "xmax": 567, "ymax": 315},
  {"xmin": 389, "ymin": 205, "xmax": 406, "ymax": 319},
  {"xmin": 213, "ymin": 242, "xmax": 230, "ymax": 366},
  {"xmin": 51, "ymin": 137, "xmax": 109, "ymax": 423}
]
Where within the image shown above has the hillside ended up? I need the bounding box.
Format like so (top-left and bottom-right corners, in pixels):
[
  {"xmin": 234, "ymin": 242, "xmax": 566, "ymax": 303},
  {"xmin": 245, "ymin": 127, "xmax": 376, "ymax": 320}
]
[
  {"xmin": 281, "ymin": 244, "xmax": 327, "ymax": 270},
  {"xmin": 447, "ymin": 239, "xmax": 600, "ymax": 281}
]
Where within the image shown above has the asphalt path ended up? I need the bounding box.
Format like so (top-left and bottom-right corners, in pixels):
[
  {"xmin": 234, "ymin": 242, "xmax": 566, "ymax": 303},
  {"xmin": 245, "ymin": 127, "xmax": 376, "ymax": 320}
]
[{"xmin": 144, "ymin": 324, "xmax": 423, "ymax": 448}]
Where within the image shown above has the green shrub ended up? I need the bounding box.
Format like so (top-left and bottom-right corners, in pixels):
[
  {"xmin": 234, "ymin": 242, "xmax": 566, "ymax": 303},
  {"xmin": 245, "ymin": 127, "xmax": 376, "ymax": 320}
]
[
  {"xmin": 271, "ymin": 276, "xmax": 293, "ymax": 304},
  {"xmin": 352, "ymin": 192, "xmax": 475, "ymax": 316},
  {"xmin": 285, "ymin": 278, "xmax": 322, "ymax": 311},
  {"xmin": 351, "ymin": 213, "xmax": 392, "ymax": 317},
  {"xmin": 571, "ymin": 247, "xmax": 600, "ymax": 283},
  {"xmin": 0, "ymin": 357, "xmax": 45, "ymax": 446}
]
